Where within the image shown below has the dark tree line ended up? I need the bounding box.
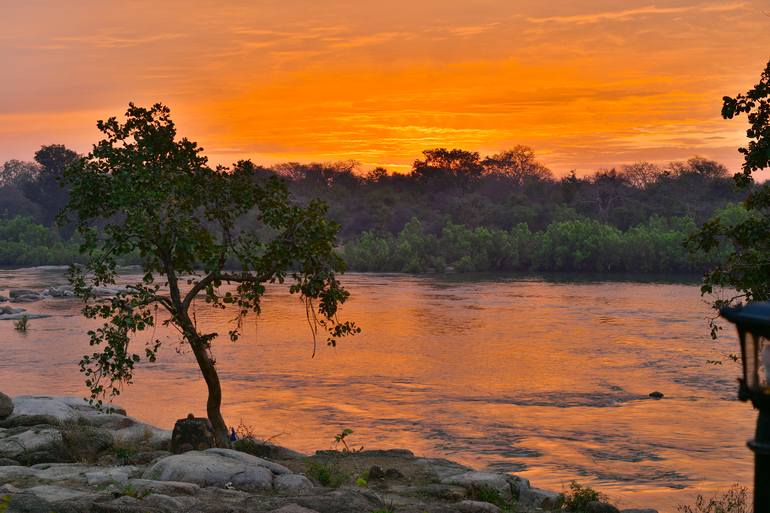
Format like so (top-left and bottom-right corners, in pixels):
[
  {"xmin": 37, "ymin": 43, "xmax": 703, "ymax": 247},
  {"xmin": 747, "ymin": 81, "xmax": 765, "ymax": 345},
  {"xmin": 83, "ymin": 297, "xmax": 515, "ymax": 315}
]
[
  {"xmin": 302, "ymin": 149, "xmax": 743, "ymax": 239},
  {"xmin": 0, "ymin": 143, "xmax": 749, "ymax": 271}
]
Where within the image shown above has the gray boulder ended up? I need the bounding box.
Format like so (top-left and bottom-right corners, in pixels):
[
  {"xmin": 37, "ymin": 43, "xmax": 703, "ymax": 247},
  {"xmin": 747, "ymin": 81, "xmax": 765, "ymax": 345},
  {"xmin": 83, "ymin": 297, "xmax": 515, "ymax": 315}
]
[
  {"xmin": 506, "ymin": 475, "xmax": 531, "ymax": 499},
  {"xmin": 292, "ymin": 488, "xmax": 383, "ymax": 513},
  {"xmin": 271, "ymin": 505, "xmax": 322, "ymax": 513},
  {"xmin": 84, "ymin": 465, "xmax": 138, "ymax": 485},
  {"xmin": 518, "ymin": 486, "xmax": 563, "ymax": 510},
  {"xmin": 9, "ymin": 396, "xmax": 115, "ymax": 422},
  {"xmin": 274, "ymin": 473, "xmax": 314, "ymax": 495},
  {"xmin": 407, "ymin": 483, "xmax": 467, "ymax": 500},
  {"xmin": 585, "ymin": 501, "xmax": 621, "ymax": 513},
  {"xmin": 0, "ymin": 392, "xmax": 13, "ymax": 419},
  {"xmin": 5, "ymin": 396, "xmax": 169, "ymax": 446},
  {"xmin": 233, "ymin": 439, "xmax": 307, "ymax": 460},
  {"xmin": 441, "ymin": 471, "xmax": 513, "ymax": 501},
  {"xmin": 457, "ymin": 500, "xmax": 502, "ymax": 513},
  {"xmin": 27, "ymin": 463, "xmax": 109, "ymax": 483},
  {"xmin": 137, "ymin": 493, "xmax": 200, "ymax": 512},
  {"xmin": 126, "ymin": 478, "xmax": 200, "ymax": 496},
  {"xmin": 0, "ymin": 426, "xmax": 62, "ymax": 460},
  {"xmin": 143, "ymin": 448, "xmax": 287, "ymax": 491},
  {"xmin": 0, "ymin": 483, "xmax": 19, "ymax": 494},
  {"xmin": 416, "ymin": 457, "xmax": 474, "ymax": 481},
  {"xmin": 0, "ymin": 465, "xmax": 38, "ymax": 481},
  {"xmin": 103, "ymin": 493, "xmax": 199, "ymax": 513},
  {"xmin": 206, "ymin": 447, "xmax": 291, "ymax": 474},
  {"xmin": 5, "ymin": 484, "xmax": 96, "ymax": 513}
]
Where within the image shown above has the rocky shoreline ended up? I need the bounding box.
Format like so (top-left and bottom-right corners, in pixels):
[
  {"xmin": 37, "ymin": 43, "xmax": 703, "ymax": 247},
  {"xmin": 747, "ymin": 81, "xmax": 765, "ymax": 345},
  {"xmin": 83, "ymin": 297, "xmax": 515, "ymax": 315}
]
[{"xmin": 0, "ymin": 394, "xmax": 657, "ymax": 513}]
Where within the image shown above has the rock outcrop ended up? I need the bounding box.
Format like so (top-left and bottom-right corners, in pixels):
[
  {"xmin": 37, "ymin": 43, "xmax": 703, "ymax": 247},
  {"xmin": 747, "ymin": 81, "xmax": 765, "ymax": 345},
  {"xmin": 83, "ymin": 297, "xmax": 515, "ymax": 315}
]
[{"xmin": 0, "ymin": 393, "xmax": 659, "ymax": 513}]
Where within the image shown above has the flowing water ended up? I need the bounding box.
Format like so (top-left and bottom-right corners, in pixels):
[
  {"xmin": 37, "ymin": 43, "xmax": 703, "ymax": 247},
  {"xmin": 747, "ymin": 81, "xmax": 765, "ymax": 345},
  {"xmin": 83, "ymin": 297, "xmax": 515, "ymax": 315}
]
[{"xmin": 0, "ymin": 267, "xmax": 754, "ymax": 512}]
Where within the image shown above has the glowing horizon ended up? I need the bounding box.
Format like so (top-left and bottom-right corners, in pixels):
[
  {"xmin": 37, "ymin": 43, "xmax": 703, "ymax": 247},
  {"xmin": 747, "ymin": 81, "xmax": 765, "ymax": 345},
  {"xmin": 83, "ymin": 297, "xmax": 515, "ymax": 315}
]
[{"xmin": 1, "ymin": 0, "xmax": 769, "ymax": 175}]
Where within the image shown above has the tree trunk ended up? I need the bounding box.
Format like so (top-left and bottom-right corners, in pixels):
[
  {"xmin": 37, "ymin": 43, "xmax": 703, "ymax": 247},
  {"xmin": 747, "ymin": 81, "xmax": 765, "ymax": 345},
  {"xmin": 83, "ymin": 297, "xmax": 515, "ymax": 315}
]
[{"xmin": 190, "ymin": 338, "xmax": 230, "ymax": 448}]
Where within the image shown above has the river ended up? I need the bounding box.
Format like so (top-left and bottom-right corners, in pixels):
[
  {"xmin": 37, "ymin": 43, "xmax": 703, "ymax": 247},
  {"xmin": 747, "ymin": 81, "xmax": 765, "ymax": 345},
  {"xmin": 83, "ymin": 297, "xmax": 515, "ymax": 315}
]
[{"xmin": 0, "ymin": 267, "xmax": 754, "ymax": 512}]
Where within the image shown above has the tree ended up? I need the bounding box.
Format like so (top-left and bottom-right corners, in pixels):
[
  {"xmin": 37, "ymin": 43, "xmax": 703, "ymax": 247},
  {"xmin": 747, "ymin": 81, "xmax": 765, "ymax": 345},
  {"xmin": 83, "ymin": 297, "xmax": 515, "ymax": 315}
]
[
  {"xmin": 482, "ymin": 146, "xmax": 553, "ymax": 186},
  {"xmin": 411, "ymin": 148, "xmax": 484, "ymax": 186},
  {"xmin": 619, "ymin": 161, "xmax": 661, "ymax": 189},
  {"xmin": 667, "ymin": 157, "xmax": 728, "ymax": 179},
  {"xmin": 688, "ymin": 60, "xmax": 770, "ymax": 337},
  {"xmin": 22, "ymin": 145, "xmax": 79, "ymax": 225},
  {"xmin": 60, "ymin": 103, "xmax": 360, "ymax": 446},
  {"xmin": 1, "ymin": 159, "xmax": 40, "ymax": 187}
]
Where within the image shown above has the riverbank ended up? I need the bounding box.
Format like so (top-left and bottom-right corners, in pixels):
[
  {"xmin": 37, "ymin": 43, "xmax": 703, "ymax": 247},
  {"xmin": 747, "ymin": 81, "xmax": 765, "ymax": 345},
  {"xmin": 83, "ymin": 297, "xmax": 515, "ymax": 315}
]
[{"xmin": 0, "ymin": 394, "xmax": 657, "ymax": 513}]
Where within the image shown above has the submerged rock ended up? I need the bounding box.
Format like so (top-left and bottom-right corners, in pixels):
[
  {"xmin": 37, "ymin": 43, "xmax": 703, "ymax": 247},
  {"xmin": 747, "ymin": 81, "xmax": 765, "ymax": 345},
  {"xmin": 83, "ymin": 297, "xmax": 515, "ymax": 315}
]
[
  {"xmin": 0, "ymin": 312, "xmax": 49, "ymax": 321},
  {"xmin": 9, "ymin": 289, "xmax": 44, "ymax": 303},
  {"xmin": 9, "ymin": 289, "xmax": 38, "ymax": 298},
  {"xmin": 43, "ymin": 286, "xmax": 74, "ymax": 297}
]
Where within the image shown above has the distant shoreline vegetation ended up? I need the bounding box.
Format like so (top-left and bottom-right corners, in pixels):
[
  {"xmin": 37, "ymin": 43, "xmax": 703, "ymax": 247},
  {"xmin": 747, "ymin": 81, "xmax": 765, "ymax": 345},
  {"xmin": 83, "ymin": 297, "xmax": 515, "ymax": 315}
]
[
  {"xmin": 341, "ymin": 215, "xmax": 730, "ymax": 274},
  {"xmin": 0, "ymin": 212, "xmax": 735, "ymax": 274},
  {"xmin": 0, "ymin": 145, "xmax": 748, "ymax": 273}
]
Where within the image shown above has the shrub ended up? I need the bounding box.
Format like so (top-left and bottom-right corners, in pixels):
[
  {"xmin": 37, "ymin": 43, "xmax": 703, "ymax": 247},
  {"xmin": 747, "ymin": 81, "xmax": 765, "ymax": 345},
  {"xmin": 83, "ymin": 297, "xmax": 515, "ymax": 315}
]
[
  {"xmin": 233, "ymin": 438, "xmax": 272, "ymax": 458},
  {"xmin": 305, "ymin": 460, "xmax": 347, "ymax": 488},
  {"xmin": 676, "ymin": 484, "xmax": 749, "ymax": 513},
  {"xmin": 563, "ymin": 481, "xmax": 606, "ymax": 513},
  {"xmin": 466, "ymin": 484, "xmax": 517, "ymax": 512},
  {"xmin": 13, "ymin": 315, "xmax": 29, "ymax": 332},
  {"xmin": 356, "ymin": 468, "xmax": 370, "ymax": 487}
]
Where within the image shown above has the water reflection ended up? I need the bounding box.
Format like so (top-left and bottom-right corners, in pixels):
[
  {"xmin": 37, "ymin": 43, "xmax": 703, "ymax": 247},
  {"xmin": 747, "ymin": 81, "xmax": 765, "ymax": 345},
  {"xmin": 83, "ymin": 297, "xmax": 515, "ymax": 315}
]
[{"xmin": 0, "ymin": 268, "xmax": 754, "ymax": 511}]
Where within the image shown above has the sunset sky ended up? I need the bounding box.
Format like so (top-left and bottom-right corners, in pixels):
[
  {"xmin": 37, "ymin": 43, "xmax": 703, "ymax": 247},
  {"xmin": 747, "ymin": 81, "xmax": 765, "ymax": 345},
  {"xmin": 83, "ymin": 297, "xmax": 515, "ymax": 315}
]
[{"xmin": 2, "ymin": 0, "xmax": 769, "ymax": 175}]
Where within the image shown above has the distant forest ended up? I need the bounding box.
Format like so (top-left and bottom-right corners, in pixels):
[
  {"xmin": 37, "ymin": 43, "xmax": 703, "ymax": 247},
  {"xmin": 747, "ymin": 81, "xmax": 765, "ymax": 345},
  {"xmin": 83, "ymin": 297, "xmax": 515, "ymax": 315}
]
[{"xmin": 0, "ymin": 144, "xmax": 749, "ymax": 273}]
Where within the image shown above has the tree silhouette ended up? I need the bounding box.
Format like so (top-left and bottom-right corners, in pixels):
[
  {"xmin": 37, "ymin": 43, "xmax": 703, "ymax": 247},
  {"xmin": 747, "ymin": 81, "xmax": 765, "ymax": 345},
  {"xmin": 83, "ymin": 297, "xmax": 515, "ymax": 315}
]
[{"xmin": 61, "ymin": 103, "xmax": 359, "ymax": 445}]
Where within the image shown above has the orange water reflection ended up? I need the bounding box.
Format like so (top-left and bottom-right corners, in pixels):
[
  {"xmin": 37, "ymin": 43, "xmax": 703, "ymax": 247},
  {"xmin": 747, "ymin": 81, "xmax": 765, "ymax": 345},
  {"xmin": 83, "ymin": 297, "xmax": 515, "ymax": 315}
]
[{"xmin": 0, "ymin": 269, "xmax": 754, "ymax": 511}]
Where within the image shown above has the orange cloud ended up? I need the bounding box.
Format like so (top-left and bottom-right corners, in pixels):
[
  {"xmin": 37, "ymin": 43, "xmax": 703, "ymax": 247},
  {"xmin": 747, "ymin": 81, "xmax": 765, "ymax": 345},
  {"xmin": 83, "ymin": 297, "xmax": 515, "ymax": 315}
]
[{"xmin": 1, "ymin": 0, "xmax": 768, "ymax": 175}]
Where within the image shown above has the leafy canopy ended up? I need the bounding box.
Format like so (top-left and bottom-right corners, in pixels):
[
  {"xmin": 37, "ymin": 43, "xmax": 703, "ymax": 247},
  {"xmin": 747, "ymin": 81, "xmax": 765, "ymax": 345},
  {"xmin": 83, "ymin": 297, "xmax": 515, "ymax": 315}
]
[
  {"xmin": 688, "ymin": 60, "xmax": 770, "ymax": 337},
  {"xmin": 61, "ymin": 103, "xmax": 359, "ymax": 405}
]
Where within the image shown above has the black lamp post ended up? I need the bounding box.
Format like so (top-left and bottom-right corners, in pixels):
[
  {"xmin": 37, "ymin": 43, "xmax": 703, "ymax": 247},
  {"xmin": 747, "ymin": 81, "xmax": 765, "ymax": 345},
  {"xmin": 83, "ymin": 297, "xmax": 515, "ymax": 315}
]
[{"xmin": 720, "ymin": 302, "xmax": 770, "ymax": 513}]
